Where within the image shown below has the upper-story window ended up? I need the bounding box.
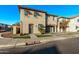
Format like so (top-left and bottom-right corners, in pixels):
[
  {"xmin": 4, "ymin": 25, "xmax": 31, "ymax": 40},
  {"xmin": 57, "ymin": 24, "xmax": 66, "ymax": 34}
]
[
  {"xmin": 24, "ymin": 11, "xmax": 28, "ymax": 16},
  {"xmin": 56, "ymin": 18, "xmax": 58, "ymax": 22},
  {"xmin": 24, "ymin": 10, "xmax": 32, "ymax": 16},
  {"xmin": 34, "ymin": 11, "xmax": 41, "ymax": 17},
  {"xmin": 77, "ymin": 19, "xmax": 79, "ymax": 22},
  {"xmin": 76, "ymin": 26, "xmax": 79, "ymax": 29},
  {"xmin": 53, "ymin": 16, "xmax": 54, "ymax": 21}
]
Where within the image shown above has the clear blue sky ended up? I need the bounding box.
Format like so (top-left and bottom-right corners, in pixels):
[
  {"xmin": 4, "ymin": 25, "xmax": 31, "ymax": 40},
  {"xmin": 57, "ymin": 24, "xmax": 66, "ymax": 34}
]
[
  {"xmin": 1, "ymin": 5, "xmax": 79, "ymax": 25},
  {"xmin": 0, "ymin": 5, "xmax": 19, "ymax": 25}
]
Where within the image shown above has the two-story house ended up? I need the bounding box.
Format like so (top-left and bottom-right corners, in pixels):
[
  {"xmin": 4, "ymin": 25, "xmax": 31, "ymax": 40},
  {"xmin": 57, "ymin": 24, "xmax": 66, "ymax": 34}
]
[
  {"xmin": 19, "ymin": 6, "xmax": 46, "ymax": 34},
  {"xmin": 13, "ymin": 6, "xmax": 70, "ymax": 34}
]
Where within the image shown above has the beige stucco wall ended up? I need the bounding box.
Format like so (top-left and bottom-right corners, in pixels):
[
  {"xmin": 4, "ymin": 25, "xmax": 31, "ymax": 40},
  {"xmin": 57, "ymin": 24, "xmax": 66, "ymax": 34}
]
[
  {"xmin": 68, "ymin": 17, "xmax": 79, "ymax": 32},
  {"xmin": 58, "ymin": 17, "xmax": 66, "ymax": 32},
  {"xmin": 58, "ymin": 17, "xmax": 64, "ymax": 22},
  {"xmin": 47, "ymin": 15, "xmax": 57, "ymax": 26},
  {"xmin": 13, "ymin": 26, "xmax": 17, "ymax": 34},
  {"xmin": 28, "ymin": 10, "xmax": 46, "ymax": 34},
  {"xmin": 20, "ymin": 9, "xmax": 29, "ymax": 34},
  {"xmin": 20, "ymin": 9, "xmax": 46, "ymax": 34},
  {"xmin": 47, "ymin": 15, "xmax": 58, "ymax": 32}
]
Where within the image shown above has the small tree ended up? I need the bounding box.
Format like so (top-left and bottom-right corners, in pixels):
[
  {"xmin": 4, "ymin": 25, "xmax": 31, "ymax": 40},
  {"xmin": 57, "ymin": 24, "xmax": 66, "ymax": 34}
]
[
  {"xmin": 12, "ymin": 22, "xmax": 20, "ymax": 26},
  {"xmin": 38, "ymin": 24, "xmax": 45, "ymax": 34},
  {"xmin": 60, "ymin": 20, "xmax": 69, "ymax": 32}
]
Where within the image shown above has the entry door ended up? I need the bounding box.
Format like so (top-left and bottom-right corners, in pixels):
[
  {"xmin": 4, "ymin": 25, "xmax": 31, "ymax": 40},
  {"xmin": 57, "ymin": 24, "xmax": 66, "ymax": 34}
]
[
  {"xmin": 29, "ymin": 24, "xmax": 33, "ymax": 34},
  {"xmin": 47, "ymin": 26, "xmax": 52, "ymax": 33}
]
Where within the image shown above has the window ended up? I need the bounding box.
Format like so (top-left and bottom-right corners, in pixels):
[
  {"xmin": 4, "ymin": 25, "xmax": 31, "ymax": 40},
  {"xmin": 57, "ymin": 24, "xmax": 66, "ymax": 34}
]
[
  {"xmin": 76, "ymin": 26, "xmax": 79, "ymax": 29},
  {"xmin": 24, "ymin": 10, "xmax": 32, "ymax": 16},
  {"xmin": 77, "ymin": 19, "xmax": 79, "ymax": 22},
  {"xmin": 53, "ymin": 17, "xmax": 54, "ymax": 21},
  {"xmin": 57, "ymin": 19, "xmax": 59, "ymax": 22},
  {"xmin": 28, "ymin": 11, "xmax": 32, "ymax": 15},
  {"xmin": 34, "ymin": 12, "xmax": 41, "ymax": 17},
  {"xmin": 24, "ymin": 11, "xmax": 28, "ymax": 16}
]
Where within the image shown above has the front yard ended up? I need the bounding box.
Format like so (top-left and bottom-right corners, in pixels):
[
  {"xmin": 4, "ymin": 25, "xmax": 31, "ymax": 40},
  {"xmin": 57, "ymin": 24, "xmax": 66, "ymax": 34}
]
[
  {"xmin": 13, "ymin": 34, "xmax": 30, "ymax": 39},
  {"xmin": 36, "ymin": 34, "xmax": 52, "ymax": 37},
  {"xmin": 2, "ymin": 32, "xmax": 79, "ymax": 39}
]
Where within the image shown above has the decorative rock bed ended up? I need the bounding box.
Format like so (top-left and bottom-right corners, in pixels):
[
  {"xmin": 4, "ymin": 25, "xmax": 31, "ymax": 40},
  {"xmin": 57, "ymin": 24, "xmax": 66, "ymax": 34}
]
[{"xmin": 25, "ymin": 40, "xmax": 41, "ymax": 45}]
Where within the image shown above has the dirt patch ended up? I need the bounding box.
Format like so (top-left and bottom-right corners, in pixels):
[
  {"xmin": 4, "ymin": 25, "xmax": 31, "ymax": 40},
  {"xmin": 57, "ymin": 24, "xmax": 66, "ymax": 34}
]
[{"xmin": 2, "ymin": 32, "xmax": 13, "ymax": 38}]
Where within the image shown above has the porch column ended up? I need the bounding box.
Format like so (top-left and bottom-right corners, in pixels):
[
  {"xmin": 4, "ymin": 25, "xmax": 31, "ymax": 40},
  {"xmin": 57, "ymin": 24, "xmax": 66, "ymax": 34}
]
[
  {"xmin": 52, "ymin": 27, "xmax": 54, "ymax": 32},
  {"xmin": 60, "ymin": 28, "xmax": 63, "ymax": 32},
  {"xmin": 13, "ymin": 26, "xmax": 17, "ymax": 34},
  {"xmin": 55, "ymin": 25, "xmax": 57, "ymax": 32},
  {"xmin": 0, "ymin": 33, "xmax": 3, "ymax": 38},
  {"xmin": 57, "ymin": 22, "xmax": 60, "ymax": 32}
]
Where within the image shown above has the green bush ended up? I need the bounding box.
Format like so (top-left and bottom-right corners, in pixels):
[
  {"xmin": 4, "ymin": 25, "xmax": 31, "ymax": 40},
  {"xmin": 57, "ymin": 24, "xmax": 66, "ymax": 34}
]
[
  {"xmin": 13, "ymin": 34, "xmax": 30, "ymax": 39},
  {"xmin": 36, "ymin": 34, "xmax": 52, "ymax": 37},
  {"xmin": 38, "ymin": 24, "xmax": 45, "ymax": 34}
]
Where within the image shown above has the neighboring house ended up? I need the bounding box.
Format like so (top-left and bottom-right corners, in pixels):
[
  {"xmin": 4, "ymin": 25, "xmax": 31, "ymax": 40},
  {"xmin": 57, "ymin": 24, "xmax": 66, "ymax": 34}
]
[
  {"xmin": 0, "ymin": 23, "xmax": 11, "ymax": 32},
  {"xmin": 58, "ymin": 17, "xmax": 70, "ymax": 32},
  {"xmin": 46, "ymin": 14, "xmax": 58, "ymax": 33},
  {"xmin": 67, "ymin": 16, "xmax": 79, "ymax": 32}
]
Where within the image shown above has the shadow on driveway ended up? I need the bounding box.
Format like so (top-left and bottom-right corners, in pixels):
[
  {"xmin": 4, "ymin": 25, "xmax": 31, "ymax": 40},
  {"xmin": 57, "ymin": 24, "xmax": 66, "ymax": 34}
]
[{"xmin": 23, "ymin": 46, "xmax": 60, "ymax": 54}]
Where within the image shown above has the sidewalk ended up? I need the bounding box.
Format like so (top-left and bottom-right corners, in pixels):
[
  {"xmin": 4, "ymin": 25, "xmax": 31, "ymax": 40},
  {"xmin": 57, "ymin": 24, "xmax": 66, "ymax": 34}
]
[{"xmin": 0, "ymin": 33, "xmax": 79, "ymax": 48}]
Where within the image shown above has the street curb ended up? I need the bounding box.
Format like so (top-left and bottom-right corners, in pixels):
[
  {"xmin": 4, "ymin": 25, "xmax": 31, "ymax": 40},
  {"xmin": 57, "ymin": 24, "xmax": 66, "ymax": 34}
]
[{"xmin": 0, "ymin": 43, "xmax": 25, "ymax": 48}]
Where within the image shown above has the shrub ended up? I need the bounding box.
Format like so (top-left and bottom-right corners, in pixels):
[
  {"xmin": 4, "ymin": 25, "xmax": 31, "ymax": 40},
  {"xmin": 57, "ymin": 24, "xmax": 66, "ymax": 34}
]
[
  {"xmin": 36, "ymin": 34, "xmax": 52, "ymax": 37},
  {"xmin": 38, "ymin": 24, "xmax": 45, "ymax": 34},
  {"xmin": 13, "ymin": 34, "xmax": 30, "ymax": 39}
]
